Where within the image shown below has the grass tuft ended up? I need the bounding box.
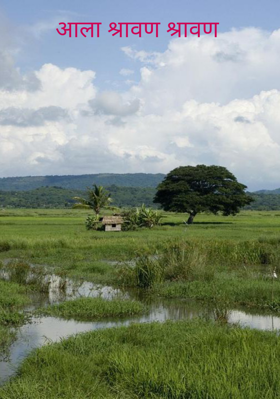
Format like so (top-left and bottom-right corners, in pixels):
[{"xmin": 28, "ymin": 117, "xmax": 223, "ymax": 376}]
[{"xmin": 36, "ymin": 297, "xmax": 146, "ymax": 321}]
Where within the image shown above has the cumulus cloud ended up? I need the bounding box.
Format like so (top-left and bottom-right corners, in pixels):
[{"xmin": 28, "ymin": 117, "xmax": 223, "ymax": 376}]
[
  {"xmin": 89, "ymin": 91, "xmax": 140, "ymax": 116},
  {"xmin": 2, "ymin": 27, "xmax": 280, "ymax": 190},
  {"xmin": 128, "ymin": 28, "xmax": 280, "ymax": 111},
  {"xmin": 0, "ymin": 106, "xmax": 69, "ymax": 126}
]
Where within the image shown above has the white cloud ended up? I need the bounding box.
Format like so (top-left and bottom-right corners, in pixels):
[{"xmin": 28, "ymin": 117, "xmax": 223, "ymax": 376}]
[
  {"xmin": 128, "ymin": 28, "xmax": 280, "ymax": 112},
  {"xmin": 0, "ymin": 106, "xmax": 69, "ymax": 126},
  {"xmin": 89, "ymin": 91, "xmax": 140, "ymax": 116},
  {"xmin": 2, "ymin": 27, "xmax": 280, "ymax": 189}
]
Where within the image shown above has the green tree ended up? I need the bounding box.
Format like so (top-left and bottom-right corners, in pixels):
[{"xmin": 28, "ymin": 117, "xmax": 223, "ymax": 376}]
[
  {"xmin": 154, "ymin": 165, "xmax": 253, "ymax": 224},
  {"xmin": 73, "ymin": 185, "xmax": 112, "ymax": 216}
]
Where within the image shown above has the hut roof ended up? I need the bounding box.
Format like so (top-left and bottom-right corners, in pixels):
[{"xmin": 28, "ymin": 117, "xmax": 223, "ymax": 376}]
[{"xmin": 102, "ymin": 216, "xmax": 124, "ymax": 225}]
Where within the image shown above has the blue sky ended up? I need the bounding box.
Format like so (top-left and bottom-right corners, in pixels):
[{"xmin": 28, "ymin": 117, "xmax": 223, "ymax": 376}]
[
  {"xmin": 1, "ymin": 0, "xmax": 280, "ymax": 189},
  {"xmin": 3, "ymin": 0, "xmax": 280, "ymax": 89}
]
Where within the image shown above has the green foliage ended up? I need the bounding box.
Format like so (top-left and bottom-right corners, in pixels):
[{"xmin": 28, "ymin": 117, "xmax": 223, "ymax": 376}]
[
  {"xmin": 0, "ymin": 186, "xmax": 158, "ymax": 209},
  {"xmin": 0, "ymin": 308, "xmax": 26, "ymax": 326},
  {"xmin": 0, "ymin": 186, "xmax": 84, "ymax": 209},
  {"xmin": 0, "ymin": 279, "xmax": 30, "ymax": 326},
  {"xmin": 134, "ymin": 255, "xmax": 164, "ymax": 288},
  {"xmin": 122, "ymin": 208, "xmax": 140, "ymax": 230},
  {"xmin": 1, "ymin": 209, "xmax": 280, "ymax": 312},
  {"xmin": 118, "ymin": 241, "xmax": 213, "ymax": 288},
  {"xmin": 117, "ymin": 238, "xmax": 280, "ymax": 308},
  {"xmin": 36, "ymin": 297, "xmax": 145, "ymax": 321},
  {"xmin": 0, "ymin": 326, "xmax": 16, "ymax": 358},
  {"xmin": 1, "ymin": 186, "xmax": 280, "ymax": 210},
  {"xmin": 244, "ymin": 193, "xmax": 280, "ymax": 211},
  {"xmin": 85, "ymin": 214, "xmax": 100, "ymax": 230},
  {"xmin": 3, "ymin": 320, "xmax": 280, "ymax": 398},
  {"xmin": 154, "ymin": 165, "xmax": 253, "ymax": 221},
  {"xmin": 159, "ymin": 278, "xmax": 280, "ymax": 311},
  {"xmin": 7, "ymin": 261, "xmax": 31, "ymax": 284},
  {"xmin": 137, "ymin": 204, "xmax": 163, "ymax": 228},
  {"xmin": 0, "ymin": 280, "xmax": 30, "ymax": 309},
  {"xmin": 122, "ymin": 204, "xmax": 163, "ymax": 230},
  {"xmin": 0, "ymin": 241, "xmax": 11, "ymax": 252},
  {"xmin": 73, "ymin": 184, "xmax": 112, "ymax": 215}
]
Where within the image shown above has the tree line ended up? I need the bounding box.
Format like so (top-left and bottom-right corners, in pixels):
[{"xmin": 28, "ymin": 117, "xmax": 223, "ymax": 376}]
[{"xmin": 0, "ymin": 165, "xmax": 280, "ymax": 212}]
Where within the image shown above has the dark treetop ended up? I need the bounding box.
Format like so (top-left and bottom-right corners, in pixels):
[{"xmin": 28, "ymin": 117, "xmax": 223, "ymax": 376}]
[{"xmin": 154, "ymin": 165, "xmax": 253, "ymax": 223}]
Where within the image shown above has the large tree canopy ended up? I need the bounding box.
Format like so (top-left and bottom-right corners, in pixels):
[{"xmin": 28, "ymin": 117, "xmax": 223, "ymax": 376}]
[{"xmin": 154, "ymin": 165, "xmax": 253, "ymax": 224}]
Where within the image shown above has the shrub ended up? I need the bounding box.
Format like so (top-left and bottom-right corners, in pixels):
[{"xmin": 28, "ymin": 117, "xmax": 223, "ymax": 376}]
[
  {"xmin": 122, "ymin": 204, "xmax": 163, "ymax": 230},
  {"xmin": 85, "ymin": 215, "xmax": 100, "ymax": 230},
  {"xmin": 0, "ymin": 241, "xmax": 11, "ymax": 252}
]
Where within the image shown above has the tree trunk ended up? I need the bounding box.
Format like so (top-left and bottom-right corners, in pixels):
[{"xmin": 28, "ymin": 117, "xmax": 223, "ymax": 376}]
[{"xmin": 187, "ymin": 212, "xmax": 197, "ymax": 225}]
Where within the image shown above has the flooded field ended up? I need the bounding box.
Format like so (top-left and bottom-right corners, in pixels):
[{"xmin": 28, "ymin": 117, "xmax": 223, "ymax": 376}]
[{"xmin": 1, "ymin": 268, "xmax": 280, "ymax": 386}]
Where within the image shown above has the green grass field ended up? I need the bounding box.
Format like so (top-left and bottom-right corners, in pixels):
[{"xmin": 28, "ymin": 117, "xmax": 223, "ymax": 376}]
[
  {"xmin": 1, "ymin": 209, "xmax": 280, "ymax": 397},
  {"xmin": 1, "ymin": 209, "xmax": 280, "ymax": 303},
  {"xmin": 1, "ymin": 209, "xmax": 280, "ymax": 242},
  {"xmin": 0, "ymin": 209, "xmax": 279, "ymax": 266}
]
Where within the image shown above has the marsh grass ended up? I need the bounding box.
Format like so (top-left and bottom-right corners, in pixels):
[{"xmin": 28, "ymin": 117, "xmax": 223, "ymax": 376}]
[
  {"xmin": 0, "ymin": 326, "xmax": 16, "ymax": 359},
  {"xmin": 158, "ymin": 278, "xmax": 280, "ymax": 311},
  {"xmin": 0, "ymin": 280, "xmax": 29, "ymax": 309},
  {"xmin": 6, "ymin": 261, "xmax": 31, "ymax": 284},
  {"xmin": 0, "ymin": 308, "xmax": 26, "ymax": 326},
  {"xmin": 2, "ymin": 320, "xmax": 280, "ymax": 398},
  {"xmin": 116, "ymin": 238, "xmax": 280, "ymax": 310},
  {"xmin": 61, "ymin": 260, "xmax": 117, "ymax": 285},
  {"xmin": 0, "ymin": 280, "xmax": 30, "ymax": 326},
  {"xmin": 1, "ymin": 210, "xmax": 280, "ymax": 314},
  {"xmin": 0, "ymin": 241, "xmax": 11, "ymax": 253},
  {"xmin": 118, "ymin": 239, "xmax": 279, "ymax": 287},
  {"xmin": 36, "ymin": 297, "xmax": 146, "ymax": 321}
]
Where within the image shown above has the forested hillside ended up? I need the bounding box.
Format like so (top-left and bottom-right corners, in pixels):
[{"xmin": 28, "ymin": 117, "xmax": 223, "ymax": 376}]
[
  {"xmin": 0, "ymin": 186, "xmax": 157, "ymax": 209},
  {"xmin": 0, "ymin": 173, "xmax": 165, "ymax": 191},
  {"xmin": 1, "ymin": 186, "xmax": 280, "ymax": 210}
]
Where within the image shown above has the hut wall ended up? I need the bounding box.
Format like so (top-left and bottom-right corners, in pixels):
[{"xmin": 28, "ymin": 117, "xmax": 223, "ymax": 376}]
[{"xmin": 105, "ymin": 224, "xmax": 122, "ymax": 232}]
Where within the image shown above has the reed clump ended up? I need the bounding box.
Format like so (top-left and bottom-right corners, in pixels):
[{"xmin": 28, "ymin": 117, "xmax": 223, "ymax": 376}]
[
  {"xmin": 118, "ymin": 239, "xmax": 278, "ymax": 288},
  {"xmin": 0, "ymin": 280, "xmax": 30, "ymax": 326},
  {"xmin": 117, "ymin": 239, "xmax": 280, "ymax": 311}
]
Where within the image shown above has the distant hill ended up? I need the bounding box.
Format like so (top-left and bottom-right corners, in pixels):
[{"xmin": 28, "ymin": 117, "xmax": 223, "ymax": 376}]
[
  {"xmin": 0, "ymin": 173, "xmax": 165, "ymax": 191},
  {"xmin": 255, "ymin": 188, "xmax": 280, "ymax": 194},
  {"xmin": 0, "ymin": 186, "xmax": 158, "ymax": 209},
  {"xmin": 0, "ymin": 173, "xmax": 280, "ymax": 210},
  {"xmin": 1, "ymin": 185, "xmax": 280, "ymax": 210},
  {"xmin": 245, "ymin": 193, "xmax": 280, "ymax": 211}
]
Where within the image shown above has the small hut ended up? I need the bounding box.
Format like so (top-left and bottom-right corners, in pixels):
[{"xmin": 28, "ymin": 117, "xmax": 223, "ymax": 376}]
[{"xmin": 102, "ymin": 216, "xmax": 124, "ymax": 232}]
